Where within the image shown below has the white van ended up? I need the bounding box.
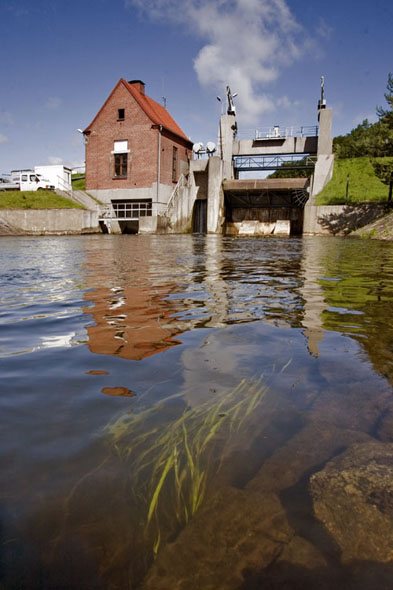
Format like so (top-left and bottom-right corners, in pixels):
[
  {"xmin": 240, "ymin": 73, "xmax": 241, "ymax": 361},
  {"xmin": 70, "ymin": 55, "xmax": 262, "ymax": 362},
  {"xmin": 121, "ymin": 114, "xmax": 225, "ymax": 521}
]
[
  {"xmin": 0, "ymin": 172, "xmax": 55, "ymax": 191},
  {"xmin": 20, "ymin": 172, "xmax": 55, "ymax": 191}
]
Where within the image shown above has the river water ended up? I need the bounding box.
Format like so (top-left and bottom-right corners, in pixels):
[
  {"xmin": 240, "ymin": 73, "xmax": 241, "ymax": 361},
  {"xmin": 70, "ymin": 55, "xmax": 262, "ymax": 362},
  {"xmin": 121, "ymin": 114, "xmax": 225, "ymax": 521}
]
[{"xmin": 1, "ymin": 234, "xmax": 393, "ymax": 589}]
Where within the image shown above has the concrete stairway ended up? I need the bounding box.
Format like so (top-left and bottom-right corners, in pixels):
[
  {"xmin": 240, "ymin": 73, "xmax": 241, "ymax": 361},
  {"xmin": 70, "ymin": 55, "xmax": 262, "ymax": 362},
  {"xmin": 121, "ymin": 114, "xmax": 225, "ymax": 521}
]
[{"xmin": 55, "ymin": 189, "xmax": 99, "ymax": 211}]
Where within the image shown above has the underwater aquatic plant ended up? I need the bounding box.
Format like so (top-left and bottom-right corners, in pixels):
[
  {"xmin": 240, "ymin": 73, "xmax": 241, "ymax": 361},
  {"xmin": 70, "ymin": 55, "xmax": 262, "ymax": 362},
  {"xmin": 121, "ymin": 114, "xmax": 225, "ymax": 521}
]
[{"xmin": 105, "ymin": 361, "xmax": 292, "ymax": 557}]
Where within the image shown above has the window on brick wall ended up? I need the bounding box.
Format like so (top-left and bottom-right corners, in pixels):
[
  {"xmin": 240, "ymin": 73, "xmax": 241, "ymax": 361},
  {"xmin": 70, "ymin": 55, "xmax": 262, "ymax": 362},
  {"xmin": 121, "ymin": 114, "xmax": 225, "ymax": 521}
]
[
  {"xmin": 114, "ymin": 153, "xmax": 128, "ymax": 178},
  {"xmin": 172, "ymin": 146, "xmax": 178, "ymax": 182},
  {"xmin": 118, "ymin": 108, "xmax": 125, "ymax": 120}
]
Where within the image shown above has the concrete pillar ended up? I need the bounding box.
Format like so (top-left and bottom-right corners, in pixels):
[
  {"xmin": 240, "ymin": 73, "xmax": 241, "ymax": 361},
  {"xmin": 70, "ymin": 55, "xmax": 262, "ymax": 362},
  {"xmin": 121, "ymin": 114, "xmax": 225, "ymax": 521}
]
[
  {"xmin": 207, "ymin": 156, "xmax": 224, "ymax": 234},
  {"xmin": 218, "ymin": 115, "xmax": 236, "ymax": 180},
  {"xmin": 309, "ymin": 107, "xmax": 334, "ymax": 202},
  {"xmin": 317, "ymin": 108, "xmax": 332, "ymax": 156}
]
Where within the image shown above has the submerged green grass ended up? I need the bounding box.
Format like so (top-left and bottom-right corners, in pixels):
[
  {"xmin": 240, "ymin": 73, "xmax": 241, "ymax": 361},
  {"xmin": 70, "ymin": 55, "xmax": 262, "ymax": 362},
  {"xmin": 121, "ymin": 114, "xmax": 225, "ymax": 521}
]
[{"xmin": 105, "ymin": 361, "xmax": 292, "ymax": 558}]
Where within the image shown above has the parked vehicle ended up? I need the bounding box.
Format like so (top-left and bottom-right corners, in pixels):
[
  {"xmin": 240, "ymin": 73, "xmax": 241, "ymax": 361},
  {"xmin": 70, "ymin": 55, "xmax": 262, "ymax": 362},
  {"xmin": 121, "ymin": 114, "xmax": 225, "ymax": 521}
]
[{"xmin": 0, "ymin": 172, "xmax": 55, "ymax": 191}]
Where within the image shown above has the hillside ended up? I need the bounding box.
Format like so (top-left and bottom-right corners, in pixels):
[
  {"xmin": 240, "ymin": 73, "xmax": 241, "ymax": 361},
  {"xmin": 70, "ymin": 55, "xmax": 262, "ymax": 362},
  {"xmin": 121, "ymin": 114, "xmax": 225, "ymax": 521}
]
[{"xmin": 315, "ymin": 157, "xmax": 392, "ymax": 205}]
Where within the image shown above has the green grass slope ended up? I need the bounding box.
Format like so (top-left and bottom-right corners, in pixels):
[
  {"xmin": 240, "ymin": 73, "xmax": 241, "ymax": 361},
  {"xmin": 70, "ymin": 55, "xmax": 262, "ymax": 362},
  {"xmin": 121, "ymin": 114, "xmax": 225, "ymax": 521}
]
[
  {"xmin": 315, "ymin": 157, "xmax": 392, "ymax": 205},
  {"xmin": 0, "ymin": 191, "xmax": 84, "ymax": 209},
  {"xmin": 72, "ymin": 174, "xmax": 85, "ymax": 191}
]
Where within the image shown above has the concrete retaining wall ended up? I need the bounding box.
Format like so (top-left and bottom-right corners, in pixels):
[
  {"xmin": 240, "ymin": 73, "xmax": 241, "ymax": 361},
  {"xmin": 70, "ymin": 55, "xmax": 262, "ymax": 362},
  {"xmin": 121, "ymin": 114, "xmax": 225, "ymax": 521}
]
[
  {"xmin": 0, "ymin": 209, "xmax": 100, "ymax": 235},
  {"xmin": 303, "ymin": 203, "xmax": 389, "ymax": 235}
]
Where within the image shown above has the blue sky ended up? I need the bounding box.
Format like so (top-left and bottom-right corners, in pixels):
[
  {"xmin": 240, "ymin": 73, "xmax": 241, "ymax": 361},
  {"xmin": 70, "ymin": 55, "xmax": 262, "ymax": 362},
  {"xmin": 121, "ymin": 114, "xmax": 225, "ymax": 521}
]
[{"xmin": 1, "ymin": 0, "xmax": 392, "ymax": 174}]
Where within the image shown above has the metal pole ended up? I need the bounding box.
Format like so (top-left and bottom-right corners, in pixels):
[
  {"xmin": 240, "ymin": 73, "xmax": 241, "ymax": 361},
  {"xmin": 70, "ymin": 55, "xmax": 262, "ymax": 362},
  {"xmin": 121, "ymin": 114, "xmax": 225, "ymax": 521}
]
[
  {"xmin": 346, "ymin": 174, "xmax": 349, "ymax": 204},
  {"xmin": 156, "ymin": 125, "xmax": 162, "ymax": 207}
]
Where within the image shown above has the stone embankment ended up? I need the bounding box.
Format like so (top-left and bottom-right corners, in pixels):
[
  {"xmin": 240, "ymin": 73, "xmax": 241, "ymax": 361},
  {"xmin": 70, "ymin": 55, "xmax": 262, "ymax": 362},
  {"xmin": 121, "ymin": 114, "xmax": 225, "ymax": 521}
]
[
  {"xmin": 351, "ymin": 209, "xmax": 393, "ymax": 240},
  {"xmin": 0, "ymin": 209, "xmax": 100, "ymax": 236}
]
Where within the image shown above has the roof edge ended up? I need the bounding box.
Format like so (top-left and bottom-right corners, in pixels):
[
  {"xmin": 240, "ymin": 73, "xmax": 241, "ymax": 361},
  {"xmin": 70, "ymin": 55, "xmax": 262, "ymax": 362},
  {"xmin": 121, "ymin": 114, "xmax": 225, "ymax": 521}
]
[
  {"xmin": 84, "ymin": 78, "xmax": 192, "ymax": 145},
  {"xmin": 83, "ymin": 79, "xmax": 125, "ymax": 133}
]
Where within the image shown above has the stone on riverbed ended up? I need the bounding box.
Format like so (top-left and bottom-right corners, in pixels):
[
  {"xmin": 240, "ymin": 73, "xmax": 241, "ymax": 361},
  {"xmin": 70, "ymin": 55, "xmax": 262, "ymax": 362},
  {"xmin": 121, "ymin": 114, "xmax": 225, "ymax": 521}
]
[{"xmin": 310, "ymin": 441, "xmax": 393, "ymax": 563}]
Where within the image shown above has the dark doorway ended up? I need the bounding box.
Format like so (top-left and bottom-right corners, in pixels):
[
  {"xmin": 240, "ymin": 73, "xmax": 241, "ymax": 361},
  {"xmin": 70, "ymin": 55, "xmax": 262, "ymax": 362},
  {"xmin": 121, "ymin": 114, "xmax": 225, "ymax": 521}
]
[{"xmin": 193, "ymin": 200, "xmax": 207, "ymax": 233}]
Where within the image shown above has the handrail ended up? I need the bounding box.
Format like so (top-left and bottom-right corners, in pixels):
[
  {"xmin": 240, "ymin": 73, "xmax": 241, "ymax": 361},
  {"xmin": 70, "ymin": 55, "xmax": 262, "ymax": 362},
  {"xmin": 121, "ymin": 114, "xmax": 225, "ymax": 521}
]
[
  {"xmin": 233, "ymin": 154, "xmax": 317, "ymax": 171},
  {"xmin": 236, "ymin": 125, "xmax": 319, "ymax": 140},
  {"xmin": 164, "ymin": 174, "xmax": 187, "ymax": 217},
  {"xmin": 55, "ymin": 175, "xmax": 97, "ymax": 209}
]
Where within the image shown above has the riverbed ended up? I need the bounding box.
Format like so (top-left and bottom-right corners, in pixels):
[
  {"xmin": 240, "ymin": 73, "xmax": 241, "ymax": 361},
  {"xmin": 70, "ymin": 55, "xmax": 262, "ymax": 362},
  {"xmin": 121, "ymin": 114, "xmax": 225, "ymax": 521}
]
[{"xmin": 1, "ymin": 234, "xmax": 393, "ymax": 589}]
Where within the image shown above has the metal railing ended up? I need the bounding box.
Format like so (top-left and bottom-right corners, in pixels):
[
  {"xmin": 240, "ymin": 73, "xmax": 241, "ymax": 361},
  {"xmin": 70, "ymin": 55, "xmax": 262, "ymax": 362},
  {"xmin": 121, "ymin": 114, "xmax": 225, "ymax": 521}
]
[
  {"xmin": 236, "ymin": 125, "xmax": 318, "ymax": 140},
  {"xmin": 55, "ymin": 175, "xmax": 97, "ymax": 209},
  {"xmin": 98, "ymin": 201, "xmax": 152, "ymax": 220},
  {"xmin": 233, "ymin": 154, "xmax": 317, "ymax": 171},
  {"xmin": 164, "ymin": 174, "xmax": 187, "ymax": 218}
]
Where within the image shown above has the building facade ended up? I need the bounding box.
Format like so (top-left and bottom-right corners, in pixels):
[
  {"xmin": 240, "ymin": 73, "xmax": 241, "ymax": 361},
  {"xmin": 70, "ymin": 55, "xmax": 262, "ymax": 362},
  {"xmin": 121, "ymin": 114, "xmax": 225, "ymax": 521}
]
[{"xmin": 83, "ymin": 79, "xmax": 193, "ymax": 229}]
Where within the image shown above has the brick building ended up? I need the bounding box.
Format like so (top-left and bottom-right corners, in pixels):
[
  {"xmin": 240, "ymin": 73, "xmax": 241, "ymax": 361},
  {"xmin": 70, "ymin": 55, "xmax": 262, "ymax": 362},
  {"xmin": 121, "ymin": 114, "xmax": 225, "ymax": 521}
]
[{"xmin": 83, "ymin": 78, "xmax": 192, "ymax": 229}]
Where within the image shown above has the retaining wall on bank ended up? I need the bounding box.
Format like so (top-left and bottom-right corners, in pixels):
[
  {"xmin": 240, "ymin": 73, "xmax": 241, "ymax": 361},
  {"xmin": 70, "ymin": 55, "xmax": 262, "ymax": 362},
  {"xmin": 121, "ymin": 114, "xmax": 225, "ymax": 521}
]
[
  {"xmin": 303, "ymin": 203, "xmax": 390, "ymax": 235},
  {"xmin": 0, "ymin": 209, "xmax": 100, "ymax": 235}
]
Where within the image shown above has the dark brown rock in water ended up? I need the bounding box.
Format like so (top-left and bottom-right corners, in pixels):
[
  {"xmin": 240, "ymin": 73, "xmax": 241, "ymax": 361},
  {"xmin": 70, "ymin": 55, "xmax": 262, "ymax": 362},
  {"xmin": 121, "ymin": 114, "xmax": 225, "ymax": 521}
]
[
  {"xmin": 310, "ymin": 441, "xmax": 393, "ymax": 563},
  {"xmin": 101, "ymin": 386, "xmax": 135, "ymax": 397}
]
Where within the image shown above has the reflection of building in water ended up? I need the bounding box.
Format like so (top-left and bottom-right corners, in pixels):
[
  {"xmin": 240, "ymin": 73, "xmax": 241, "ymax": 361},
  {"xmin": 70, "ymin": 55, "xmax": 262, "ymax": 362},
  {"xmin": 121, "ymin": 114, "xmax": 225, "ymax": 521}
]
[
  {"xmin": 83, "ymin": 234, "xmax": 328, "ymax": 363},
  {"xmin": 85, "ymin": 284, "xmax": 184, "ymax": 360},
  {"xmin": 197, "ymin": 236, "xmax": 229, "ymax": 328},
  {"xmin": 83, "ymin": 236, "xmax": 232, "ymax": 363},
  {"xmin": 83, "ymin": 236, "xmax": 188, "ymax": 361},
  {"xmin": 300, "ymin": 238, "xmax": 327, "ymax": 357}
]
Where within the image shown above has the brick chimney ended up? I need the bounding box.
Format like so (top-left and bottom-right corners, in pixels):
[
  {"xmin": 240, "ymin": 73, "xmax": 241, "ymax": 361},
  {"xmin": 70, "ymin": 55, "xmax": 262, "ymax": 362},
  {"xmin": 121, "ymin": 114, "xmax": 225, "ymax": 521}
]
[{"xmin": 128, "ymin": 80, "xmax": 145, "ymax": 95}]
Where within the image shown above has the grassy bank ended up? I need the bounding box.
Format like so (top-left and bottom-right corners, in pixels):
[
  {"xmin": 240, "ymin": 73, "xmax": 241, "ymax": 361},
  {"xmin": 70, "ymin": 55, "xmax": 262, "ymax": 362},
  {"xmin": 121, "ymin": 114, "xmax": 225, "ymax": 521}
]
[
  {"xmin": 72, "ymin": 174, "xmax": 85, "ymax": 191},
  {"xmin": 315, "ymin": 157, "xmax": 392, "ymax": 205},
  {"xmin": 0, "ymin": 191, "xmax": 84, "ymax": 209}
]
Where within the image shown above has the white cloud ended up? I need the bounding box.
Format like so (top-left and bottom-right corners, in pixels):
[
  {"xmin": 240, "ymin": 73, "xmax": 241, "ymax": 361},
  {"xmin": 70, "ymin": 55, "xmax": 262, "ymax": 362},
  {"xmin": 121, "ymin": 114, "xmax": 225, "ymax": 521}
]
[
  {"xmin": 48, "ymin": 156, "xmax": 63, "ymax": 165},
  {"xmin": 317, "ymin": 17, "xmax": 333, "ymax": 40},
  {"xmin": 0, "ymin": 134, "xmax": 9, "ymax": 144},
  {"xmin": 126, "ymin": 0, "xmax": 309, "ymax": 124},
  {"xmin": 276, "ymin": 95, "xmax": 300, "ymax": 110},
  {"xmin": 45, "ymin": 96, "xmax": 62, "ymax": 110}
]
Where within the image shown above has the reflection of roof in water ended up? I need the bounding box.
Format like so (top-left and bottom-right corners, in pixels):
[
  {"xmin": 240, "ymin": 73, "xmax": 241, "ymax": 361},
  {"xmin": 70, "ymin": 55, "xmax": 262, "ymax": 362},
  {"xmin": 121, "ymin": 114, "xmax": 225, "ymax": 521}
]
[{"xmin": 85, "ymin": 285, "xmax": 183, "ymax": 361}]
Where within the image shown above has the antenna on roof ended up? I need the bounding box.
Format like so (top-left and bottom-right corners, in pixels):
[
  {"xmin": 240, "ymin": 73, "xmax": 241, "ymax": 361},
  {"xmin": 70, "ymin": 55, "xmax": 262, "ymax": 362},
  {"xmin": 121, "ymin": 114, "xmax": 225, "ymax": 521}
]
[{"xmin": 162, "ymin": 97, "xmax": 167, "ymax": 108}]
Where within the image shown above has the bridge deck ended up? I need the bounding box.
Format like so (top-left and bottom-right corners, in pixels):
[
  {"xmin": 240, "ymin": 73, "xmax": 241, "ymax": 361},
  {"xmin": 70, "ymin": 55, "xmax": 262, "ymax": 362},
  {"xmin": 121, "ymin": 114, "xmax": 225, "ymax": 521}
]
[{"xmin": 223, "ymin": 178, "xmax": 309, "ymax": 192}]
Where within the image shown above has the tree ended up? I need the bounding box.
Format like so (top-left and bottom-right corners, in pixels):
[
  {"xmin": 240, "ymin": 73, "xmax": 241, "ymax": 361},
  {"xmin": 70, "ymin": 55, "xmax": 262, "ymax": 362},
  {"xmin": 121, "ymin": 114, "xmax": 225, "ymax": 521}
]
[
  {"xmin": 333, "ymin": 74, "xmax": 393, "ymax": 159},
  {"xmin": 268, "ymin": 157, "xmax": 312, "ymax": 179},
  {"xmin": 377, "ymin": 72, "xmax": 393, "ymax": 126}
]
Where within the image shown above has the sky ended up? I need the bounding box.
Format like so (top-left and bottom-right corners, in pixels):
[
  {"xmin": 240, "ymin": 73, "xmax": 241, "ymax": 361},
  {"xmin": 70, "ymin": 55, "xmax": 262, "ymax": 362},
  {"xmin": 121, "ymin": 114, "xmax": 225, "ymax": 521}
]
[{"xmin": 0, "ymin": 0, "xmax": 392, "ymax": 174}]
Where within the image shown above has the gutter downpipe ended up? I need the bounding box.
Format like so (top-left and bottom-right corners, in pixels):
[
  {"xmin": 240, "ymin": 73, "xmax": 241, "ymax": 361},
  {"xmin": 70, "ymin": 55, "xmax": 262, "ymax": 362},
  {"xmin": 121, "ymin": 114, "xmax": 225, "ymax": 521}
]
[{"xmin": 157, "ymin": 125, "xmax": 162, "ymax": 209}]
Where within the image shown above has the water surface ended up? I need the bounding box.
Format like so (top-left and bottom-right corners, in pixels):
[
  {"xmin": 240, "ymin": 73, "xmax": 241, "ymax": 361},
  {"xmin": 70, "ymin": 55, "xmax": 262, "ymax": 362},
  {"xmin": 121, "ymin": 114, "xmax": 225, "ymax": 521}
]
[{"xmin": 1, "ymin": 235, "xmax": 393, "ymax": 589}]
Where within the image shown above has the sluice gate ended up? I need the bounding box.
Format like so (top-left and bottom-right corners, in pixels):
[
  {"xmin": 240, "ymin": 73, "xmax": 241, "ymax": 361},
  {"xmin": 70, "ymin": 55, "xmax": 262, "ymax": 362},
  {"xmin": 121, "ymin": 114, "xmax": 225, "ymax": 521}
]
[{"xmin": 223, "ymin": 178, "xmax": 310, "ymax": 236}]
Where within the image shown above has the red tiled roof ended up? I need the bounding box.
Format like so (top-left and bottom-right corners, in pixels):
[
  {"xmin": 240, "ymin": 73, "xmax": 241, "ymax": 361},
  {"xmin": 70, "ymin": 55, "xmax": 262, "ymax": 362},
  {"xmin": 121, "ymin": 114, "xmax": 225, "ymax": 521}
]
[{"xmin": 84, "ymin": 78, "xmax": 191, "ymax": 144}]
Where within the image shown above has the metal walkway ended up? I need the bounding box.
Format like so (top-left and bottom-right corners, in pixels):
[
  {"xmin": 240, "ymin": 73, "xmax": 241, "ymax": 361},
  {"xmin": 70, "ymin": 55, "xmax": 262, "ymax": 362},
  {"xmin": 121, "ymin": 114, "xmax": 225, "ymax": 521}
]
[{"xmin": 233, "ymin": 154, "xmax": 317, "ymax": 172}]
